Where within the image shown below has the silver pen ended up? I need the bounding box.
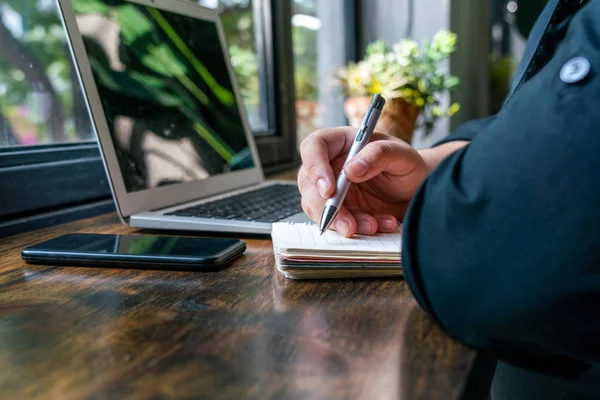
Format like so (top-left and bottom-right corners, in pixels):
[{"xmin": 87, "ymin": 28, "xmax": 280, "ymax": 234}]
[{"xmin": 319, "ymin": 94, "xmax": 386, "ymax": 235}]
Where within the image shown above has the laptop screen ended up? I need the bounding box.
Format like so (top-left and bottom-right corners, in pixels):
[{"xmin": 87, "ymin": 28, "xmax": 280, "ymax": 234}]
[{"xmin": 72, "ymin": 0, "xmax": 255, "ymax": 193}]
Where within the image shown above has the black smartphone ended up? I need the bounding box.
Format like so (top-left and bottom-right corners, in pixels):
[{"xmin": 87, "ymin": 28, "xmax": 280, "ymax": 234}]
[{"xmin": 21, "ymin": 233, "xmax": 245, "ymax": 272}]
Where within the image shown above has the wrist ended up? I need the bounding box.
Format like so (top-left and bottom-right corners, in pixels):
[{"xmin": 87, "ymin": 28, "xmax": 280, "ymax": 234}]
[{"xmin": 418, "ymin": 141, "xmax": 469, "ymax": 174}]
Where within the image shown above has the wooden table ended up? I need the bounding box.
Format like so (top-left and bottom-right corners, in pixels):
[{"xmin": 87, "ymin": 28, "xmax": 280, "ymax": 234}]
[{"xmin": 0, "ymin": 213, "xmax": 478, "ymax": 400}]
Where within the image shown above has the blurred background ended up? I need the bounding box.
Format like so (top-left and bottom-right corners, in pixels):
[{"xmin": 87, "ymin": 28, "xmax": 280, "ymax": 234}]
[{"xmin": 0, "ymin": 0, "xmax": 546, "ymax": 151}]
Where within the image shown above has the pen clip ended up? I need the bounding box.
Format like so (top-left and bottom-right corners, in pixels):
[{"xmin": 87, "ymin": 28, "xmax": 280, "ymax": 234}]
[
  {"xmin": 360, "ymin": 95, "xmax": 385, "ymax": 128},
  {"xmin": 356, "ymin": 94, "xmax": 385, "ymax": 142},
  {"xmin": 361, "ymin": 108, "xmax": 375, "ymax": 130}
]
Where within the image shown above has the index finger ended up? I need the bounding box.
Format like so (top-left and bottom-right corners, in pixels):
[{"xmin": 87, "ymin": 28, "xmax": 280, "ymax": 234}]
[{"xmin": 299, "ymin": 127, "xmax": 357, "ymax": 198}]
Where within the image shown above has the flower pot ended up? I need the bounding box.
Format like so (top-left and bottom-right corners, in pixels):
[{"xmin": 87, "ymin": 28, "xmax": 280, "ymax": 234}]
[{"xmin": 343, "ymin": 97, "xmax": 420, "ymax": 144}]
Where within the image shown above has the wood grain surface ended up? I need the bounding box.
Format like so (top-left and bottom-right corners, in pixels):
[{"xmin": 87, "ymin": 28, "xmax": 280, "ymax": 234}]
[{"xmin": 0, "ymin": 213, "xmax": 476, "ymax": 400}]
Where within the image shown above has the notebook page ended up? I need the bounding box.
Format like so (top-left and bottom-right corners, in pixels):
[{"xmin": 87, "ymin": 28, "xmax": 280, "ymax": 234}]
[{"xmin": 272, "ymin": 223, "xmax": 401, "ymax": 254}]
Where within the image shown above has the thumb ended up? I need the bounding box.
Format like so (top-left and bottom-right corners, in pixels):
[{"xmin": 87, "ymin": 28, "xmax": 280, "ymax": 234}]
[{"xmin": 343, "ymin": 140, "xmax": 416, "ymax": 183}]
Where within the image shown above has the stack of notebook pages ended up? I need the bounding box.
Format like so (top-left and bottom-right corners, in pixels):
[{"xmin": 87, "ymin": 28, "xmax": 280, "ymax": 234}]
[{"xmin": 271, "ymin": 222, "xmax": 402, "ymax": 279}]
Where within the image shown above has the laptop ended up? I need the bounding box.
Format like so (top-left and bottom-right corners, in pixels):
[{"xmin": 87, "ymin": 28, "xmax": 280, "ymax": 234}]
[{"xmin": 57, "ymin": 0, "xmax": 309, "ymax": 235}]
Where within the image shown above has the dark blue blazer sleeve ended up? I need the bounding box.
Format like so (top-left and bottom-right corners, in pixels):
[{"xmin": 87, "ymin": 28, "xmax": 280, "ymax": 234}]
[{"xmin": 402, "ymin": 1, "xmax": 600, "ymax": 374}]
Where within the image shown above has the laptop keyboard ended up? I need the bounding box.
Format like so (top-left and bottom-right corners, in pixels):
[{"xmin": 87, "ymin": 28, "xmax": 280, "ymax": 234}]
[{"xmin": 164, "ymin": 184, "xmax": 303, "ymax": 223}]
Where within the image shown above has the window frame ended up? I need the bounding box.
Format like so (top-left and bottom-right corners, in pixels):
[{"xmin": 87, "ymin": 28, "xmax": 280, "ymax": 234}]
[
  {"xmin": 0, "ymin": 142, "xmax": 112, "ymax": 218},
  {"xmin": 0, "ymin": 142, "xmax": 114, "ymax": 237},
  {"xmin": 253, "ymin": 0, "xmax": 299, "ymax": 173},
  {"xmin": 449, "ymin": 0, "xmax": 492, "ymax": 130}
]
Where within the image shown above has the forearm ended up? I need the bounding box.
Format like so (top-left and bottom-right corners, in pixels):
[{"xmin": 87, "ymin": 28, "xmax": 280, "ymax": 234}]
[
  {"xmin": 413, "ymin": 114, "xmax": 498, "ymax": 173},
  {"xmin": 418, "ymin": 140, "xmax": 469, "ymax": 174}
]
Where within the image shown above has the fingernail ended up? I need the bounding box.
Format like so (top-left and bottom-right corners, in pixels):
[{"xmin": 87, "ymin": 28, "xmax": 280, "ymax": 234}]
[
  {"xmin": 345, "ymin": 159, "xmax": 369, "ymax": 177},
  {"xmin": 317, "ymin": 178, "xmax": 329, "ymax": 197},
  {"xmin": 358, "ymin": 221, "xmax": 372, "ymax": 234},
  {"xmin": 380, "ymin": 218, "xmax": 395, "ymax": 230},
  {"xmin": 336, "ymin": 219, "xmax": 350, "ymax": 236}
]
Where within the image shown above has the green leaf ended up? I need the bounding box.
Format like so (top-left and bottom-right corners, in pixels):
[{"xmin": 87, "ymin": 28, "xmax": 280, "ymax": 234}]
[{"xmin": 444, "ymin": 76, "xmax": 460, "ymax": 90}]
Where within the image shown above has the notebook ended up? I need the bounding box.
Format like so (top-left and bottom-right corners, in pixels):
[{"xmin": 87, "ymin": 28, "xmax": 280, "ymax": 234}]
[{"xmin": 271, "ymin": 222, "xmax": 402, "ymax": 279}]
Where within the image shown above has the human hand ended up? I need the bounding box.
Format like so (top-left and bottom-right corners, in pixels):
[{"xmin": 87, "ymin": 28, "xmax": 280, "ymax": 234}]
[{"xmin": 298, "ymin": 126, "xmax": 428, "ymax": 237}]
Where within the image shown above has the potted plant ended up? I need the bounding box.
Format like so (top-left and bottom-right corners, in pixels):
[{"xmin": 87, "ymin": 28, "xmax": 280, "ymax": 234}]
[{"xmin": 336, "ymin": 30, "xmax": 461, "ymax": 143}]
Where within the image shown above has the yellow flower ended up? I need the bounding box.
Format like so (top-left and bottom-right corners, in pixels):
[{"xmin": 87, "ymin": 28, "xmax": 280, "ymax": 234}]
[
  {"xmin": 371, "ymin": 79, "xmax": 383, "ymax": 94},
  {"xmin": 448, "ymin": 103, "xmax": 460, "ymax": 116}
]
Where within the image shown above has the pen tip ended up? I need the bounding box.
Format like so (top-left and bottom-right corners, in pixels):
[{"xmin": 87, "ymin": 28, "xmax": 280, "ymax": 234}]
[{"xmin": 319, "ymin": 230, "xmax": 324, "ymax": 236}]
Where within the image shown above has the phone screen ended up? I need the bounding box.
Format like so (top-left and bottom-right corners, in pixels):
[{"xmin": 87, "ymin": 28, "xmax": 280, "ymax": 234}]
[
  {"xmin": 35, "ymin": 234, "xmax": 237, "ymax": 257},
  {"xmin": 22, "ymin": 234, "xmax": 245, "ymax": 270}
]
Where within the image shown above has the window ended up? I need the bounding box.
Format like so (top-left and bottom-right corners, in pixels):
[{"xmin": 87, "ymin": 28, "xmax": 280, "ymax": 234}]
[
  {"xmin": 450, "ymin": 0, "xmax": 549, "ymax": 128},
  {"xmin": 489, "ymin": 0, "xmax": 547, "ymax": 114},
  {"xmin": 0, "ymin": 0, "xmax": 112, "ymax": 237},
  {"xmin": 0, "ymin": 0, "xmax": 92, "ymax": 148},
  {"xmin": 291, "ymin": 0, "xmax": 355, "ymax": 147},
  {"xmin": 0, "ymin": 0, "xmax": 275, "ymax": 149},
  {"xmin": 197, "ymin": 0, "xmax": 269, "ymax": 133}
]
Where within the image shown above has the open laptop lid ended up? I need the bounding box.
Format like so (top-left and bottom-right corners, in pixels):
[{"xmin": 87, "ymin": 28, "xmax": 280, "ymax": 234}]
[{"xmin": 57, "ymin": 0, "xmax": 264, "ymax": 219}]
